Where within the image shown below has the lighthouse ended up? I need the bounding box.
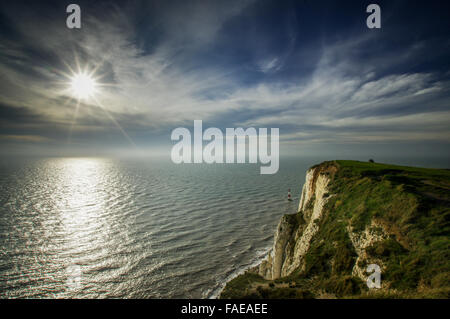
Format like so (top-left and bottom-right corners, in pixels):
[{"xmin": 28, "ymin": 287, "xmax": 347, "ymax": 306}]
[{"xmin": 287, "ymin": 189, "xmax": 292, "ymax": 201}]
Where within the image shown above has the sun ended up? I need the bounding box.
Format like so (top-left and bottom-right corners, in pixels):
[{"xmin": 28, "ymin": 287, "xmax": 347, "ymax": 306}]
[
  {"xmin": 61, "ymin": 63, "xmax": 136, "ymax": 147},
  {"xmin": 70, "ymin": 72, "xmax": 97, "ymax": 99}
]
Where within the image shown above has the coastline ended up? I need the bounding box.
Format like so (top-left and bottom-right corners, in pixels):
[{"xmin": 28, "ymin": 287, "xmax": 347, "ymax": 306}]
[
  {"xmin": 213, "ymin": 246, "xmax": 274, "ymax": 299},
  {"xmin": 215, "ymin": 185, "xmax": 303, "ymax": 298},
  {"xmin": 216, "ymin": 160, "xmax": 450, "ymax": 299}
]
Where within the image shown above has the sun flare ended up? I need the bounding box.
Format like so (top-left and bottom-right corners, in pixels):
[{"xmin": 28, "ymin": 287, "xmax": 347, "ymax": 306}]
[
  {"xmin": 70, "ymin": 72, "xmax": 97, "ymax": 99},
  {"xmin": 62, "ymin": 63, "xmax": 135, "ymax": 147}
]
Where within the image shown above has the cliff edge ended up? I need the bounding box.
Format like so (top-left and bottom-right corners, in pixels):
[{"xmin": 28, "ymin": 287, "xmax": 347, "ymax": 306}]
[{"xmin": 220, "ymin": 160, "xmax": 450, "ymax": 298}]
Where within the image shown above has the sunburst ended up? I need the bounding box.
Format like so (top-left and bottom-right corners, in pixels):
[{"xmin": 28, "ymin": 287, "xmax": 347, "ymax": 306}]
[
  {"xmin": 70, "ymin": 72, "xmax": 97, "ymax": 99},
  {"xmin": 57, "ymin": 60, "xmax": 136, "ymax": 147}
]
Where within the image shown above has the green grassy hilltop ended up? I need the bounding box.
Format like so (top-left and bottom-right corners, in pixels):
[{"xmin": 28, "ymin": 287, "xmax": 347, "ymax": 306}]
[{"xmin": 220, "ymin": 160, "xmax": 450, "ymax": 299}]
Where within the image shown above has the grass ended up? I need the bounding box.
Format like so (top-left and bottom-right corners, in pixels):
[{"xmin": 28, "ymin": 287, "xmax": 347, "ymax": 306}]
[
  {"xmin": 332, "ymin": 160, "xmax": 450, "ymax": 292},
  {"xmin": 220, "ymin": 160, "xmax": 450, "ymax": 299},
  {"xmin": 220, "ymin": 272, "xmax": 268, "ymax": 299}
]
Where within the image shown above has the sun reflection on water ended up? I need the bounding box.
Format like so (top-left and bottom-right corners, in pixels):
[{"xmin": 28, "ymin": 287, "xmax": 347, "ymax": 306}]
[{"xmin": 51, "ymin": 158, "xmax": 113, "ymax": 296}]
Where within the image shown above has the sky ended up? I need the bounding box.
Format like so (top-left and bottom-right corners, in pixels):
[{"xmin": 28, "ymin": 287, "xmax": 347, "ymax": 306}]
[{"xmin": 0, "ymin": 0, "xmax": 449, "ymax": 159}]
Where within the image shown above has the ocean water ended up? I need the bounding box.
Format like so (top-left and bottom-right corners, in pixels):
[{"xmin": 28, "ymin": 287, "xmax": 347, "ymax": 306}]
[
  {"xmin": 0, "ymin": 156, "xmax": 447, "ymax": 298},
  {"xmin": 0, "ymin": 157, "xmax": 319, "ymax": 298}
]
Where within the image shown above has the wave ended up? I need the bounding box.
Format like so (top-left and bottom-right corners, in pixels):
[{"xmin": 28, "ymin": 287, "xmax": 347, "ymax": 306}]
[{"xmin": 206, "ymin": 246, "xmax": 273, "ymax": 299}]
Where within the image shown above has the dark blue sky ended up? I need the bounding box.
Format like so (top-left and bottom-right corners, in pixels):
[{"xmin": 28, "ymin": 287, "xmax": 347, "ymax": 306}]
[{"xmin": 0, "ymin": 0, "xmax": 449, "ymax": 158}]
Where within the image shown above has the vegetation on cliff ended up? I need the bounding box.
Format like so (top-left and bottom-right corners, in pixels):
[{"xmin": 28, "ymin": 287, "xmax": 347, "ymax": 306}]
[{"xmin": 220, "ymin": 160, "xmax": 450, "ymax": 299}]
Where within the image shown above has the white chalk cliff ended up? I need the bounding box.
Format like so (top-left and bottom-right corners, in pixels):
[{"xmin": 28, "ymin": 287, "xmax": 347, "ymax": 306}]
[
  {"xmin": 258, "ymin": 165, "xmax": 333, "ymax": 279},
  {"xmin": 257, "ymin": 162, "xmax": 387, "ymax": 283}
]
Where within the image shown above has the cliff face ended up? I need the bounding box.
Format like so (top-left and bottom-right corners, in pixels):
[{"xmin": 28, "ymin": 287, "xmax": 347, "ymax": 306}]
[
  {"xmin": 258, "ymin": 162, "xmax": 390, "ymax": 283},
  {"xmin": 258, "ymin": 164, "xmax": 336, "ymax": 280},
  {"xmin": 221, "ymin": 160, "xmax": 450, "ymax": 299}
]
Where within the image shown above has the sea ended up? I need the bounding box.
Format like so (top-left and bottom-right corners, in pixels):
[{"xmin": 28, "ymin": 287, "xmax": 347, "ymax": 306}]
[{"xmin": 0, "ymin": 155, "xmax": 447, "ymax": 298}]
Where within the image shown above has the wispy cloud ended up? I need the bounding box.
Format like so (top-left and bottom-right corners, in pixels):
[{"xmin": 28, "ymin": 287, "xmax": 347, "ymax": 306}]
[
  {"xmin": 0, "ymin": 134, "xmax": 51, "ymax": 143},
  {"xmin": 0, "ymin": 0, "xmax": 449, "ymax": 156}
]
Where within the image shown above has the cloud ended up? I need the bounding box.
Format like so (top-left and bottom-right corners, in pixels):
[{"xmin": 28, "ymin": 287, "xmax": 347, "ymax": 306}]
[
  {"xmin": 0, "ymin": 0, "xmax": 449, "ymax": 155},
  {"xmin": 0, "ymin": 134, "xmax": 51, "ymax": 143},
  {"xmin": 258, "ymin": 57, "xmax": 282, "ymax": 73}
]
